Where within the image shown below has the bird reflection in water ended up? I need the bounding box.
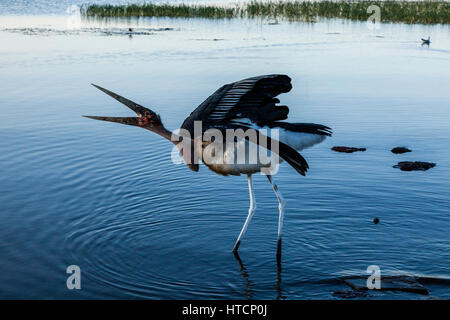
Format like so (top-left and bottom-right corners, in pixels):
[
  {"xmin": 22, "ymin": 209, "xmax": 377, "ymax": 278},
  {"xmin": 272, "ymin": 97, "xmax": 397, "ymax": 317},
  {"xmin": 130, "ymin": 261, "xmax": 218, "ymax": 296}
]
[{"xmin": 233, "ymin": 251, "xmax": 284, "ymax": 300}]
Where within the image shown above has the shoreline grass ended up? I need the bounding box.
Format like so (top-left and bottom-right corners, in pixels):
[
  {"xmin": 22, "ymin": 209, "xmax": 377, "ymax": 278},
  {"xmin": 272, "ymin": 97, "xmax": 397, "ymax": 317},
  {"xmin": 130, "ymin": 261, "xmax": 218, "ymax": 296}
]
[{"xmin": 81, "ymin": 1, "xmax": 450, "ymax": 24}]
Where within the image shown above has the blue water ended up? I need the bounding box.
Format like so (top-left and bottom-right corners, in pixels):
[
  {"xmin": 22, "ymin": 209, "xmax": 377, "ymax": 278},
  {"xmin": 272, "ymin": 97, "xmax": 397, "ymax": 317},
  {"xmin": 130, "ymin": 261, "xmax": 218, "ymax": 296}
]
[
  {"xmin": 0, "ymin": 8, "xmax": 449, "ymax": 299},
  {"xmin": 0, "ymin": 0, "xmax": 146, "ymax": 15}
]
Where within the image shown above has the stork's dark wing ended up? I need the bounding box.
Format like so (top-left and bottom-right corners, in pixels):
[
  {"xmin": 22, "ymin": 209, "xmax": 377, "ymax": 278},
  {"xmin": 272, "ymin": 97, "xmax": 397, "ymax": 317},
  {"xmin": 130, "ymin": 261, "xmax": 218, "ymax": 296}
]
[
  {"xmin": 180, "ymin": 74, "xmax": 312, "ymax": 176},
  {"xmin": 180, "ymin": 74, "xmax": 292, "ymax": 137}
]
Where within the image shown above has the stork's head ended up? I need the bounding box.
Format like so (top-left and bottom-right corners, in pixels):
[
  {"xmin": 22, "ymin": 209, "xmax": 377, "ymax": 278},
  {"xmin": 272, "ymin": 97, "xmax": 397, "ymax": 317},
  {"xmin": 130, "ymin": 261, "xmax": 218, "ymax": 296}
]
[
  {"xmin": 84, "ymin": 84, "xmax": 199, "ymax": 172},
  {"xmin": 83, "ymin": 84, "xmax": 164, "ymax": 131}
]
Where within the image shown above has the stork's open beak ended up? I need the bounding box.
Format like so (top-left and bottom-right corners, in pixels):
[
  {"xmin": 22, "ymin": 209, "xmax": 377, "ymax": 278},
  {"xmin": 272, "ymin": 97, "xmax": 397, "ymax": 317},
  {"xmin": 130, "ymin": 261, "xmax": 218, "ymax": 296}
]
[
  {"xmin": 83, "ymin": 115, "xmax": 141, "ymax": 126},
  {"xmin": 83, "ymin": 84, "xmax": 160, "ymax": 127},
  {"xmin": 84, "ymin": 84, "xmax": 199, "ymax": 171}
]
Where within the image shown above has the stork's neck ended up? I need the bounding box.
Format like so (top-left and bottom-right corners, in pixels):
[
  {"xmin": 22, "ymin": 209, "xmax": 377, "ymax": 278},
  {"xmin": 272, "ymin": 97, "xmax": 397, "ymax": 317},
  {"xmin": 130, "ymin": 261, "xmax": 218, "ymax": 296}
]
[
  {"xmin": 149, "ymin": 125, "xmax": 199, "ymax": 172},
  {"xmin": 147, "ymin": 125, "xmax": 174, "ymax": 143}
]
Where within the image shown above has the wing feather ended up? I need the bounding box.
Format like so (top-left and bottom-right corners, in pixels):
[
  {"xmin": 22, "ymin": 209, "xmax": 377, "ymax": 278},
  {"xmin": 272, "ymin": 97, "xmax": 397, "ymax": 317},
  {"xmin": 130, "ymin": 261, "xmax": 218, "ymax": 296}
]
[
  {"xmin": 181, "ymin": 74, "xmax": 292, "ymax": 137},
  {"xmin": 179, "ymin": 74, "xmax": 325, "ymax": 176}
]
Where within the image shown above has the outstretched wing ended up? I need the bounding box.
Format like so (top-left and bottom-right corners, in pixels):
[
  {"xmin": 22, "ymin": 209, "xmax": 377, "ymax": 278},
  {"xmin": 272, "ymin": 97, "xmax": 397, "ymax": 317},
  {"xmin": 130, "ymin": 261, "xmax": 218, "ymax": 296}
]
[
  {"xmin": 180, "ymin": 74, "xmax": 292, "ymax": 137},
  {"xmin": 180, "ymin": 74, "xmax": 311, "ymax": 176}
]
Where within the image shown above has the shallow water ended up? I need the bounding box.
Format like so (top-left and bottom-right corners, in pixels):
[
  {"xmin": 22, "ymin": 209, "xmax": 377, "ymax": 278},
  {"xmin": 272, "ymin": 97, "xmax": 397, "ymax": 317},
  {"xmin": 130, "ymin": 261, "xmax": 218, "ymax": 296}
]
[{"xmin": 0, "ymin": 12, "xmax": 449, "ymax": 299}]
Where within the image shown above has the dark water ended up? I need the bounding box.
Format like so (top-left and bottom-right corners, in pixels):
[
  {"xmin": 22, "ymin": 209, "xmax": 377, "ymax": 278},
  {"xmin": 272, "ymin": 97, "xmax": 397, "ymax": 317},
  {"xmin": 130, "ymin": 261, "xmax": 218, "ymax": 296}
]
[{"xmin": 0, "ymin": 13, "xmax": 449, "ymax": 299}]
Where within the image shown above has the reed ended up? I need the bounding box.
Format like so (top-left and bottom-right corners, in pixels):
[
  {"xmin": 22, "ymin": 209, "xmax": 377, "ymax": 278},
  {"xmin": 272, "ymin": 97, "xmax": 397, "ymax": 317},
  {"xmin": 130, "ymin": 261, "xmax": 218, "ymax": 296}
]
[
  {"xmin": 81, "ymin": 1, "xmax": 450, "ymax": 24},
  {"xmin": 82, "ymin": 3, "xmax": 238, "ymax": 19}
]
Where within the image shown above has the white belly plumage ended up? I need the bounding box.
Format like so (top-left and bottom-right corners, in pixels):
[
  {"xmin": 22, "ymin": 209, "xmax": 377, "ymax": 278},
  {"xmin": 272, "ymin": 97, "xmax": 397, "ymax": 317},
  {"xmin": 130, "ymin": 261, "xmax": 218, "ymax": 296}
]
[{"xmin": 199, "ymin": 129, "xmax": 326, "ymax": 176}]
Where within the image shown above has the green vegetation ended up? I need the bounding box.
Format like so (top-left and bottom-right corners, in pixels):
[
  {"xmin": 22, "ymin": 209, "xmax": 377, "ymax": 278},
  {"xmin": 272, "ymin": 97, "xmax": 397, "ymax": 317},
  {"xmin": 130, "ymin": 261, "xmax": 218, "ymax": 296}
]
[
  {"xmin": 246, "ymin": 1, "xmax": 449, "ymax": 23},
  {"xmin": 81, "ymin": 1, "xmax": 450, "ymax": 24},
  {"xmin": 82, "ymin": 3, "xmax": 238, "ymax": 19}
]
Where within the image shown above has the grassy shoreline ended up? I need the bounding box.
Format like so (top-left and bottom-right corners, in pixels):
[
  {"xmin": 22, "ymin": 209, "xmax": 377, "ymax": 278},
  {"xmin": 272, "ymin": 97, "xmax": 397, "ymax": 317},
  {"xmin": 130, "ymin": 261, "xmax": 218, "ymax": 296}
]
[{"xmin": 81, "ymin": 1, "xmax": 450, "ymax": 24}]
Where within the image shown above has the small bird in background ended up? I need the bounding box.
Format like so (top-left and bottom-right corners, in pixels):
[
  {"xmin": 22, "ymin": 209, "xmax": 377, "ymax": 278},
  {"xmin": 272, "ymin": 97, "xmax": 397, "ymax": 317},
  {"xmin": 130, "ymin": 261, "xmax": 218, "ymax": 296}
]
[{"xmin": 421, "ymin": 36, "xmax": 431, "ymax": 46}]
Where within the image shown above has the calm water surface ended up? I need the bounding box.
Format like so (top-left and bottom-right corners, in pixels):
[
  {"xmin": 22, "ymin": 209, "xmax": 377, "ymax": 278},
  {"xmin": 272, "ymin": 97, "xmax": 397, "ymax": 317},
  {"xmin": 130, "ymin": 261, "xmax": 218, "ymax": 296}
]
[{"xmin": 0, "ymin": 9, "xmax": 449, "ymax": 299}]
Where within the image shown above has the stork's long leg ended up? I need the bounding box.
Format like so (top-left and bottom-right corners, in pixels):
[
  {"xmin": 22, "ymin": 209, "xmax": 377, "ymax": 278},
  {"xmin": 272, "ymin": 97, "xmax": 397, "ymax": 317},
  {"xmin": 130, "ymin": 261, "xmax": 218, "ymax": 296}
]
[
  {"xmin": 267, "ymin": 175, "xmax": 286, "ymax": 257},
  {"xmin": 233, "ymin": 174, "xmax": 256, "ymax": 252}
]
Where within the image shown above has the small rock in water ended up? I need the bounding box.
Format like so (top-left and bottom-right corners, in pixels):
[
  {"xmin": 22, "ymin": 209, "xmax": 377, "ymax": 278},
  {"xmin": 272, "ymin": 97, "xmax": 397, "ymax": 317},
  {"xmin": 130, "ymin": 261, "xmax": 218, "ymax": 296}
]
[
  {"xmin": 373, "ymin": 217, "xmax": 379, "ymax": 224},
  {"xmin": 332, "ymin": 146, "xmax": 366, "ymax": 153},
  {"xmin": 333, "ymin": 290, "xmax": 371, "ymax": 299},
  {"xmin": 393, "ymin": 161, "xmax": 436, "ymax": 171},
  {"xmin": 344, "ymin": 275, "xmax": 429, "ymax": 295},
  {"xmin": 391, "ymin": 147, "xmax": 412, "ymax": 154}
]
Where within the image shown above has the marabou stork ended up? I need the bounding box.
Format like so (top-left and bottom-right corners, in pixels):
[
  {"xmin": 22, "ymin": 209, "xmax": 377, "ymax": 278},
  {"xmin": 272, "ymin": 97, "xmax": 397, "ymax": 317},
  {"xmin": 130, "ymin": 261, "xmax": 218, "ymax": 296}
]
[{"xmin": 84, "ymin": 74, "xmax": 331, "ymax": 257}]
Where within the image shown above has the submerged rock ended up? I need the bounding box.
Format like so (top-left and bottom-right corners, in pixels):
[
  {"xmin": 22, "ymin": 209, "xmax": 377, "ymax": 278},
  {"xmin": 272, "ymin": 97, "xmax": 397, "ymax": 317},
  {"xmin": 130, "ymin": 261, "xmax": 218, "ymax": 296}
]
[
  {"xmin": 332, "ymin": 146, "xmax": 366, "ymax": 153},
  {"xmin": 333, "ymin": 290, "xmax": 371, "ymax": 299},
  {"xmin": 343, "ymin": 275, "xmax": 429, "ymax": 295},
  {"xmin": 393, "ymin": 161, "xmax": 436, "ymax": 171},
  {"xmin": 391, "ymin": 147, "xmax": 412, "ymax": 154}
]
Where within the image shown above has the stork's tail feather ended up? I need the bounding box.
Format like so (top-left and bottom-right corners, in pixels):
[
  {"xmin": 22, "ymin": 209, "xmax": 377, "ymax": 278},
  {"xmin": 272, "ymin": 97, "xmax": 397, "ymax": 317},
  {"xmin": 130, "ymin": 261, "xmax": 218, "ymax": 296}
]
[
  {"xmin": 243, "ymin": 128, "xmax": 310, "ymax": 176},
  {"xmin": 277, "ymin": 141, "xmax": 309, "ymax": 176}
]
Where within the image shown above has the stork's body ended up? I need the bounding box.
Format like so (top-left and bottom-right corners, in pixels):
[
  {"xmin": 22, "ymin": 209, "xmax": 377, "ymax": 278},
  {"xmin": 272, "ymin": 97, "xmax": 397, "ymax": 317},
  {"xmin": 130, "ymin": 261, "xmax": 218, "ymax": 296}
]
[{"xmin": 85, "ymin": 74, "xmax": 331, "ymax": 257}]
